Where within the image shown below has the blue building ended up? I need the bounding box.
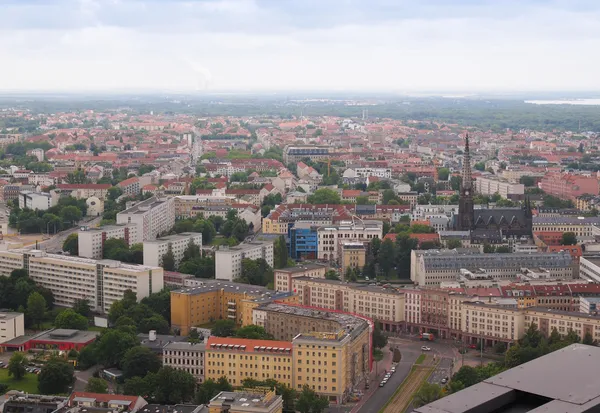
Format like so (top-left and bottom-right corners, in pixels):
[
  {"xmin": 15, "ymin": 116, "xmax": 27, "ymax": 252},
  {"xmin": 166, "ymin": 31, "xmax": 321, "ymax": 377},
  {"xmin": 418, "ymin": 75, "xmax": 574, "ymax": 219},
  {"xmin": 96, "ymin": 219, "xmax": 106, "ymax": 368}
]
[{"xmin": 288, "ymin": 224, "xmax": 318, "ymax": 260}]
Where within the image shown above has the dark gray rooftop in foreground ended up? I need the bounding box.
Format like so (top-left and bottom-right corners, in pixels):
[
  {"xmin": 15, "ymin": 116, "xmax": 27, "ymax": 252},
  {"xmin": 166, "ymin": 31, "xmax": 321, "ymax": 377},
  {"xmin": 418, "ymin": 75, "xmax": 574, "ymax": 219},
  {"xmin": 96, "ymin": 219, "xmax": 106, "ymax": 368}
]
[{"xmin": 414, "ymin": 344, "xmax": 600, "ymax": 413}]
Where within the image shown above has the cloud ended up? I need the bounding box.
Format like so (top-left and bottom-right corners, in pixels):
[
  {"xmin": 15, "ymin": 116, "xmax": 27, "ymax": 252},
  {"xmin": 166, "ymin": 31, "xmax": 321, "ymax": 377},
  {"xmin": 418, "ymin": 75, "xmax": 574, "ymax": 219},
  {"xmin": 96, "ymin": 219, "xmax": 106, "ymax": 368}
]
[{"xmin": 1, "ymin": 0, "xmax": 600, "ymax": 91}]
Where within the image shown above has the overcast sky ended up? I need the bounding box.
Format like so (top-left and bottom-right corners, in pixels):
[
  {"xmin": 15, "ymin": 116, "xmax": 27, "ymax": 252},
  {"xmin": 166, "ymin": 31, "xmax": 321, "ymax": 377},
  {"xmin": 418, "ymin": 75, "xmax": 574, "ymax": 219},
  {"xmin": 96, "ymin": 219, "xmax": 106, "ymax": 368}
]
[{"xmin": 1, "ymin": 0, "xmax": 599, "ymax": 92}]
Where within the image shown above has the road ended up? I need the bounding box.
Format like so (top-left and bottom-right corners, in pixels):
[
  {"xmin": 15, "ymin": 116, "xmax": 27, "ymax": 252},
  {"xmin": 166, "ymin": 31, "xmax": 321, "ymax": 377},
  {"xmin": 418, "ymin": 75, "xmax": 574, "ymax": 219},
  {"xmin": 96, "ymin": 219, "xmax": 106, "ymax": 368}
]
[
  {"xmin": 24, "ymin": 216, "xmax": 102, "ymax": 253},
  {"xmin": 354, "ymin": 345, "xmax": 421, "ymax": 413}
]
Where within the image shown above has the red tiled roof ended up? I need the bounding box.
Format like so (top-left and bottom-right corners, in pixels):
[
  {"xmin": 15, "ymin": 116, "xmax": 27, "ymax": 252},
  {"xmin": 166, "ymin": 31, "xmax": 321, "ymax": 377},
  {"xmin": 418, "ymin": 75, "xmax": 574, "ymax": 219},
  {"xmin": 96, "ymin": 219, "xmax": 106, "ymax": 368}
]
[
  {"xmin": 58, "ymin": 184, "xmax": 111, "ymax": 190},
  {"xmin": 117, "ymin": 177, "xmax": 139, "ymax": 187}
]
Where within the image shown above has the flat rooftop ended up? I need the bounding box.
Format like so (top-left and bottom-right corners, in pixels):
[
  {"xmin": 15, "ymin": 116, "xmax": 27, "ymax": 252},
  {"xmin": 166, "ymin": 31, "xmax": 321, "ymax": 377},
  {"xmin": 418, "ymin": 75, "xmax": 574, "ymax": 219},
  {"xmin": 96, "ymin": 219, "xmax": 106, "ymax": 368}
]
[
  {"xmin": 292, "ymin": 276, "xmax": 404, "ymax": 295},
  {"xmin": 276, "ymin": 263, "xmax": 327, "ymax": 274},
  {"xmin": 0, "ymin": 311, "xmax": 23, "ymax": 320},
  {"xmin": 144, "ymin": 232, "xmax": 202, "ymax": 244},
  {"xmin": 258, "ymin": 303, "xmax": 370, "ymax": 340},
  {"xmin": 415, "ymin": 344, "xmax": 600, "ymax": 413},
  {"xmin": 118, "ymin": 196, "xmax": 166, "ymax": 215},
  {"xmin": 210, "ymin": 391, "xmax": 281, "ymax": 410},
  {"xmin": 172, "ymin": 280, "xmax": 269, "ymax": 296},
  {"xmin": 215, "ymin": 241, "xmax": 272, "ymax": 254}
]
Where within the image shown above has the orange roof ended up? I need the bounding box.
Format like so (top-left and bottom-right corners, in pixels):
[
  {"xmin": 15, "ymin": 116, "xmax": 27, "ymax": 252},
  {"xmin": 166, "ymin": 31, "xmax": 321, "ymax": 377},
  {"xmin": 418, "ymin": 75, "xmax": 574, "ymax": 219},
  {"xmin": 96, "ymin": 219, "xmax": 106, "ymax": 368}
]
[
  {"xmin": 206, "ymin": 336, "xmax": 292, "ymax": 353},
  {"xmin": 409, "ymin": 233, "xmax": 440, "ymax": 243}
]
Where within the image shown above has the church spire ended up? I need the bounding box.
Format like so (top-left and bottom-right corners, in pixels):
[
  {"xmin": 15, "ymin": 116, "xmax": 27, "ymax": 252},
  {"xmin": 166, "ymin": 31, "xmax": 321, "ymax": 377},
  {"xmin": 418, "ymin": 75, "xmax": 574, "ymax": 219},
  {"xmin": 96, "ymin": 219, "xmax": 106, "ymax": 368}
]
[{"xmin": 461, "ymin": 134, "xmax": 473, "ymax": 191}]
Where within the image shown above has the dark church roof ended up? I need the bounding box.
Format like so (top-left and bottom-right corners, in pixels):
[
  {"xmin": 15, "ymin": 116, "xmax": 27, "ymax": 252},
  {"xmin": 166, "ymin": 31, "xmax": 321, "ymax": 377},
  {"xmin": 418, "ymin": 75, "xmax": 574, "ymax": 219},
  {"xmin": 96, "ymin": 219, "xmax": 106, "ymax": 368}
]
[{"xmin": 474, "ymin": 207, "xmax": 529, "ymax": 227}]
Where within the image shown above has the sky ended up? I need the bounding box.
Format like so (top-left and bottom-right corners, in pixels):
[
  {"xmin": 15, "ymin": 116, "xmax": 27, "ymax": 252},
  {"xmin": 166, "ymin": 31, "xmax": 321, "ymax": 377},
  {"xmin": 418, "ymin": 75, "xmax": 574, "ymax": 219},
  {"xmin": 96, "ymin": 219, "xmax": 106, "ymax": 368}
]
[{"xmin": 1, "ymin": 0, "xmax": 600, "ymax": 92}]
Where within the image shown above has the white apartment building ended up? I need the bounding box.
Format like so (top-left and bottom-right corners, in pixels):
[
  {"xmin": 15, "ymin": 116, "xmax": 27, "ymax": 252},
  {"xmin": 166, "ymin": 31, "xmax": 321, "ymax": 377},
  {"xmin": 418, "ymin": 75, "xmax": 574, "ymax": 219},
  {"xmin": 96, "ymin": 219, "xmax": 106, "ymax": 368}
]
[
  {"xmin": 18, "ymin": 191, "xmax": 53, "ymax": 211},
  {"xmin": 143, "ymin": 232, "xmax": 202, "ymax": 268},
  {"xmin": 474, "ymin": 175, "xmax": 524, "ymax": 198},
  {"xmin": 317, "ymin": 220, "xmax": 383, "ymax": 261},
  {"xmin": 116, "ymin": 197, "xmax": 176, "ymax": 243},
  {"xmin": 462, "ymin": 302, "xmax": 524, "ymax": 342},
  {"xmin": 290, "ymin": 277, "xmax": 405, "ymax": 329},
  {"xmin": 0, "ymin": 312, "xmax": 25, "ymax": 344},
  {"xmin": 163, "ymin": 341, "xmax": 206, "ymax": 383},
  {"xmin": 579, "ymin": 256, "xmax": 600, "ymax": 283},
  {"xmin": 411, "ymin": 249, "xmax": 574, "ymax": 287},
  {"xmin": 0, "ymin": 249, "xmax": 163, "ymax": 313},
  {"xmin": 78, "ymin": 224, "xmax": 138, "ymax": 259},
  {"xmin": 215, "ymin": 241, "xmax": 274, "ymax": 281},
  {"xmin": 55, "ymin": 184, "xmax": 112, "ymax": 200},
  {"xmin": 274, "ymin": 264, "xmax": 328, "ymax": 292},
  {"xmin": 343, "ymin": 167, "xmax": 392, "ymax": 179}
]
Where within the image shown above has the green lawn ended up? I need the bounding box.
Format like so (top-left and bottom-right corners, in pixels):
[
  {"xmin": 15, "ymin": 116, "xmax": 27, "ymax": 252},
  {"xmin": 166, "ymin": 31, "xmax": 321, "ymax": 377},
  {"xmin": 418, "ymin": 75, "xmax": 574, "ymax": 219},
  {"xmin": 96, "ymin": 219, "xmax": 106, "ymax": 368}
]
[
  {"xmin": 88, "ymin": 326, "xmax": 106, "ymax": 332},
  {"xmin": 415, "ymin": 354, "xmax": 426, "ymax": 365},
  {"xmin": 0, "ymin": 368, "xmax": 39, "ymax": 394}
]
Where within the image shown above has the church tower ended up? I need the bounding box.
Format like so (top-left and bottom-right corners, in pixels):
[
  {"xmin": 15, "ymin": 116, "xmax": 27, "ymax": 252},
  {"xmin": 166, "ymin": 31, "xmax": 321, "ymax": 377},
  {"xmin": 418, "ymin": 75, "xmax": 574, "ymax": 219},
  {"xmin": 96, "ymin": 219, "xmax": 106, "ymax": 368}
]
[{"xmin": 458, "ymin": 134, "xmax": 474, "ymax": 230}]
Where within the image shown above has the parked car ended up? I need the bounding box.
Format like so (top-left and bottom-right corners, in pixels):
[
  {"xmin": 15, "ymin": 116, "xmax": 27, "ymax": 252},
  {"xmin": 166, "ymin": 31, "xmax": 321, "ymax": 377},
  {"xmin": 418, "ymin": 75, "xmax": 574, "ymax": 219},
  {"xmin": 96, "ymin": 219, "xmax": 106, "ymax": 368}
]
[
  {"xmin": 421, "ymin": 346, "xmax": 431, "ymax": 351},
  {"xmin": 390, "ymin": 366, "xmax": 396, "ymax": 373},
  {"xmin": 441, "ymin": 377, "xmax": 448, "ymax": 384},
  {"xmin": 379, "ymin": 381, "xmax": 386, "ymax": 387}
]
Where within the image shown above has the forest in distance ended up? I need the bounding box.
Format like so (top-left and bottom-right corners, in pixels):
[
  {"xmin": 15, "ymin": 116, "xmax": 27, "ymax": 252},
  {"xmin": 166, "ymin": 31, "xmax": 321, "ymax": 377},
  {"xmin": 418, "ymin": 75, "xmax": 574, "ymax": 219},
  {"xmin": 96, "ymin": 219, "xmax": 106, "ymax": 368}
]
[{"xmin": 2, "ymin": 94, "xmax": 600, "ymax": 132}]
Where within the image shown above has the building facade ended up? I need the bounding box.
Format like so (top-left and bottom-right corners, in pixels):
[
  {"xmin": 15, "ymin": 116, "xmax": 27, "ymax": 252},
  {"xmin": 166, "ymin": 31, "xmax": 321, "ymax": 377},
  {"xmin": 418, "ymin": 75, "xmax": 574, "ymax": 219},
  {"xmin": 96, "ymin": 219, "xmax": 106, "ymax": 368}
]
[
  {"xmin": 143, "ymin": 232, "xmax": 202, "ymax": 268},
  {"xmin": 0, "ymin": 312, "xmax": 25, "ymax": 344},
  {"xmin": 116, "ymin": 197, "xmax": 176, "ymax": 243},
  {"xmin": 215, "ymin": 241, "xmax": 274, "ymax": 281}
]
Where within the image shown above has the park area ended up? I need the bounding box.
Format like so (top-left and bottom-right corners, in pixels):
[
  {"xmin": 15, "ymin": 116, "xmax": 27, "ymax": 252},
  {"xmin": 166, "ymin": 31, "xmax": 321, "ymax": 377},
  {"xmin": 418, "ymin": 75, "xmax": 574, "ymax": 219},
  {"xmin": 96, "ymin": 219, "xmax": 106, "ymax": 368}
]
[{"xmin": 0, "ymin": 368, "xmax": 39, "ymax": 393}]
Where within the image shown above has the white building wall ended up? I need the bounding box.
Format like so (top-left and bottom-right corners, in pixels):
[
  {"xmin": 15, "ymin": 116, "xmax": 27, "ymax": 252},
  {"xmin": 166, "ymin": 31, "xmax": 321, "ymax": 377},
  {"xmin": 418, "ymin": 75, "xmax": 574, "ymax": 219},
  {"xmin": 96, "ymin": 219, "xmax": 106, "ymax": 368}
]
[{"xmin": 0, "ymin": 313, "xmax": 25, "ymax": 344}]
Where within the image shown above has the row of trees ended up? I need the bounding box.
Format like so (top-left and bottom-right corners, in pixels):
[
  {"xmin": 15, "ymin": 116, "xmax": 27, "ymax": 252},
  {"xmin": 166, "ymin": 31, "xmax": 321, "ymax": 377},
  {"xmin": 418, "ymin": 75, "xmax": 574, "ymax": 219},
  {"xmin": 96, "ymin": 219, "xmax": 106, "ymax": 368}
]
[
  {"xmin": 0, "ymin": 269, "xmax": 56, "ymax": 328},
  {"xmin": 211, "ymin": 320, "xmax": 274, "ymax": 340},
  {"xmin": 9, "ymin": 196, "xmax": 86, "ymax": 234}
]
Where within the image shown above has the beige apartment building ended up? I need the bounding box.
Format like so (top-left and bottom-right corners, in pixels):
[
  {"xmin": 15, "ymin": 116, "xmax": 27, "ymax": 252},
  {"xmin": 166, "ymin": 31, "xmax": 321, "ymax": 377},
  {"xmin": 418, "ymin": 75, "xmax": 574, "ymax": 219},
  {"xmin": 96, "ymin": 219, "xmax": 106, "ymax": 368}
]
[
  {"xmin": 524, "ymin": 307, "xmax": 600, "ymax": 342},
  {"xmin": 474, "ymin": 175, "xmax": 524, "ymax": 198},
  {"xmin": 163, "ymin": 341, "xmax": 206, "ymax": 383},
  {"xmin": 339, "ymin": 242, "xmax": 366, "ymax": 273},
  {"xmin": 318, "ymin": 220, "xmax": 382, "ymax": 261},
  {"xmin": 274, "ymin": 264, "xmax": 327, "ymax": 293},
  {"xmin": 461, "ymin": 302, "xmax": 525, "ymax": 346},
  {"xmin": 0, "ymin": 312, "xmax": 25, "ymax": 344},
  {"xmin": 288, "ymin": 277, "xmax": 404, "ymax": 331},
  {"xmin": 532, "ymin": 217, "xmax": 600, "ymax": 239}
]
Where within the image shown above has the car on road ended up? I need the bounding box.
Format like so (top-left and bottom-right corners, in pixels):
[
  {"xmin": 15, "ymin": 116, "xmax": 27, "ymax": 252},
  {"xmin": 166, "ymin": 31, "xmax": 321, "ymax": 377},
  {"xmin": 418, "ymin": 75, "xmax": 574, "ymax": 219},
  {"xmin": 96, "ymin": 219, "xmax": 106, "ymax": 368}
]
[
  {"xmin": 441, "ymin": 377, "xmax": 448, "ymax": 384},
  {"xmin": 379, "ymin": 381, "xmax": 386, "ymax": 387},
  {"xmin": 390, "ymin": 366, "xmax": 396, "ymax": 373},
  {"xmin": 421, "ymin": 346, "xmax": 431, "ymax": 351}
]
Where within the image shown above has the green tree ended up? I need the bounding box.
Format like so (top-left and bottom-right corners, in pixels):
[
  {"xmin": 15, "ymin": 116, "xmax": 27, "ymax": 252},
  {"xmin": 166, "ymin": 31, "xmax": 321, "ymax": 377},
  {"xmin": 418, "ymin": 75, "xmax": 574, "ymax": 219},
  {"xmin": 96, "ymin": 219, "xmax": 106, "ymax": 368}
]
[
  {"xmin": 519, "ymin": 176, "xmax": 535, "ymax": 187},
  {"xmin": 27, "ymin": 291, "xmax": 47, "ymax": 329},
  {"xmin": 77, "ymin": 345, "xmax": 98, "ymax": 370},
  {"xmin": 123, "ymin": 376, "xmax": 150, "ymax": 396},
  {"xmin": 138, "ymin": 315, "xmax": 170, "ymax": 334},
  {"xmin": 146, "ymin": 367, "xmax": 197, "ymax": 404},
  {"xmin": 325, "ymin": 270, "xmax": 340, "ymax": 280},
  {"xmin": 561, "ymin": 232, "xmax": 578, "ymax": 245},
  {"xmin": 474, "ymin": 162, "xmax": 486, "ymax": 171},
  {"xmin": 307, "ymin": 188, "xmax": 341, "ymax": 204},
  {"xmin": 161, "ymin": 245, "xmax": 176, "ymax": 271},
  {"xmin": 583, "ymin": 332, "xmax": 595, "ymax": 345},
  {"xmin": 274, "ymin": 235, "xmax": 289, "ymax": 269},
  {"xmin": 378, "ymin": 239, "xmax": 396, "ymax": 277},
  {"xmin": 495, "ymin": 246, "xmax": 512, "ymax": 253},
  {"xmin": 356, "ymin": 195, "xmax": 371, "ymax": 205},
  {"xmin": 85, "ymin": 377, "xmax": 109, "ymax": 393},
  {"xmin": 446, "ymin": 238, "xmax": 463, "ymax": 249},
  {"xmin": 194, "ymin": 377, "xmax": 233, "ymax": 404},
  {"xmin": 38, "ymin": 358, "xmax": 74, "ymax": 394},
  {"xmin": 122, "ymin": 346, "xmax": 162, "ymax": 379},
  {"xmin": 437, "ymin": 167, "xmax": 450, "ymax": 181},
  {"xmin": 108, "ymin": 186, "xmax": 123, "ymax": 201},
  {"xmin": 55, "ymin": 309, "xmax": 89, "ymax": 330},
  {"xmin": 296, "ymin": 385, "xmax": 329, "ymax": 413},
  {"xmin": 413, "ymin": 382, "xmax": 442, "ymax": 407},
  {"xmin": 212, "ymin": 319, "xmax": 236, "ymax": 337},
  {"xmin": 235, "ymin": 325, "xmax": 273, "ymax": 340},
  {"xmin": 452, "ymin": 365, "xmax": 480, "ymax": 388},
  {"xmin": 372, "ymin": 321, "xmax": 388, "ymax": 349},
  {"xmin": 95, "ymin": 330, "xmax": 139, "ymax": 367},
  {"xmin": 63, "ymin": 233, "xmax": 79, "ymax": 255},
  {"xmin": 8, "ymin": 352, "xmax": 28, "ymax": 380},
  {"xmin": 73, "ymin": 298, "xmax": 91, "ymax": 317},
  {"xmin": 60, "ymin": 205, "xmax": 83, "ymax": 225}
]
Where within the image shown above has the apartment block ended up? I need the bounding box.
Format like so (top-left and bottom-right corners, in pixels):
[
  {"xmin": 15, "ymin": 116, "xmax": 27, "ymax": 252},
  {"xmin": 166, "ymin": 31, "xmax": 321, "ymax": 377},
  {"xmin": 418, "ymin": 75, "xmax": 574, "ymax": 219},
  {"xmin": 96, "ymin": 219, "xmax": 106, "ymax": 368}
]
[
  {"xmin": 143, "ymin": 232, "xmax": 202, "ymax": 268},
  {"xmin": 474, "ymin": 175, "xmax": 525, "ymax": 198},
  {"xmin": 18, "ymin": 191, "xmax": 53, "ymax": 210},
  {"xmin": 317, "ymin": 220, "xmax": 382, "ymax": 261},
  {"xmin": 116, "ymin": 196, "xmax": 176, "ymax": 243},
  {"xmin": 411, "ymin": 249, "xmax": 574, "ymax": 287},
  {"xmin": 273, "ymin": 264, "xmax": 327, "ymax": 293},
  {"xmin": 55, "ymin": 184, "xmax": 112, "ymax": 200},
  {"xmin": 0, "ymin": 312, "xmax": 25, "ymax": 344},
  {"xmin": 0, "ymin": 249, "xmax": 163, "ymax": 313},
  {"xmin": 256, "ymin": 303, "xmax": 371, "ymax": 403},
  {"xmin": 339, "ymin": 242, "xmax": 366, "ymax": 273},
  {"xmin": 162, "ymin": 341, "xmax": 206, "ymax": 382},
  {"xmin": 289, "ymin": 277, "xmax": 405, "ymax": 330},
  {"xmin": 540, "ymin": 173, "xmax": 599, "ymax": 201},
  {"xmin": 532, "ymin": 216, "xmax": 600, "ymax": 239},
  {"xmin": 215, "ymin": 241, "xmax": 274, "ymax": 281},
  {"xmin": 205, "ymin": 337, "xmax": 293, "ymax": 387},
  {"xmin": 283, "ymin": 145, "xmax": 332, "ymax": 164},
  {"xmin": 170, "ymin": 281, "xmax": 270, "ymax": 335},
  {"xmin": 78, "ymin": 224, "xmax": 138, "ymax": 259},
  {"xmin": 462, "ymin": 302, "xmax": 524, "ymax": 345},
  {"xmin": 117, "ymin": 177, "xmax": 141, "ymax": 196}
]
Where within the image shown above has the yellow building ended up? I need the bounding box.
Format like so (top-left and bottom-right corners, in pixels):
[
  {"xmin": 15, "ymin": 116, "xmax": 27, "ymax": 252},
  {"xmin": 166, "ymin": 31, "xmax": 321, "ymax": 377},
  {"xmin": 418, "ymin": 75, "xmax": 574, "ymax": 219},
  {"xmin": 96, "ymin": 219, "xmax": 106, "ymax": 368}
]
[
  {"xmin": 261, "ymin": 217, "xmax": 288, "ymax": 235},
  {"xmin": 171, "ymin": 281, "xmax": 297, "ymax": 335},
  {"xmin": 524, "ymin": 307, "xmax": 600, "ymax": 341},
  {"xmin": 339, "ymin": 242, "xmax": 366, "ymax": 273},
  {"xmin": 205, "ymin": 337, "xmax": 293, "ymax": 388},
  {"xmin": 256, "ymin": 303, "xmax": 372, "ymax": 404},
  {"xmin": 209, "ymin": 390, "xmax": 283, "ymax": 413}
]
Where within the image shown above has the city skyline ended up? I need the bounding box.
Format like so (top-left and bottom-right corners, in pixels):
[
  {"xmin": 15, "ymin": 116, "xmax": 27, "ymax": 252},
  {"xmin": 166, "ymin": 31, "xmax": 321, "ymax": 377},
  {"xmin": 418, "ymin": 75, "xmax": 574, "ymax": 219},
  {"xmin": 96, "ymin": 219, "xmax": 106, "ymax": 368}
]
[{"xmin": 2, "ymin": 0, "xmax": 600, "ymax": 92}]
